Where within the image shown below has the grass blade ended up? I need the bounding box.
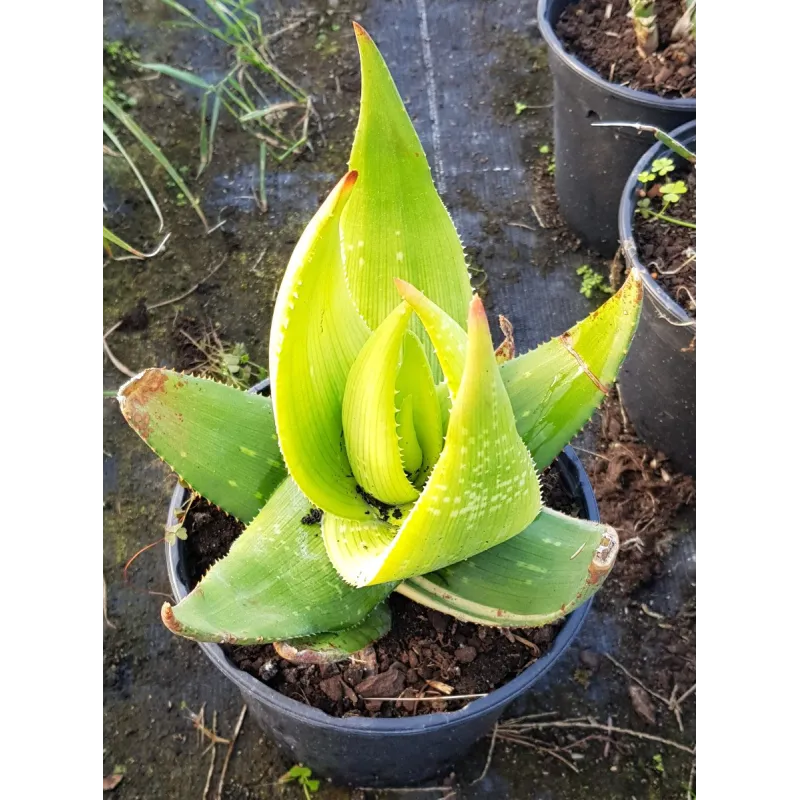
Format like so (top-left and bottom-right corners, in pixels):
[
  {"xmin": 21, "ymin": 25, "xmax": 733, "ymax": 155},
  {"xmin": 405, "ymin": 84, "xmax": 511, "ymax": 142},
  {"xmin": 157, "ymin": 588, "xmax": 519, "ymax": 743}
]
[
  {"xmin": 103, "ymin": 92, "xmax": 209, "ymax": 230},
  {"xmin": 140, "ymin": 62, "xmax": 212, "ymax": 89},
  {"xmin": 102, "ymin": 122, "xmax": 165, "ymax": 232}
]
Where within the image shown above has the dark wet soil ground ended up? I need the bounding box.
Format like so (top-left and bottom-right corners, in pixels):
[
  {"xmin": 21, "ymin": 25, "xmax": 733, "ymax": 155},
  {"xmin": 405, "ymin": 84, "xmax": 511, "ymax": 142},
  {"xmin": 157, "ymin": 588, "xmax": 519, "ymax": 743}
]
[{"xmin": 104, "ymin": 1, "xmax": 695, "ymax": 797}]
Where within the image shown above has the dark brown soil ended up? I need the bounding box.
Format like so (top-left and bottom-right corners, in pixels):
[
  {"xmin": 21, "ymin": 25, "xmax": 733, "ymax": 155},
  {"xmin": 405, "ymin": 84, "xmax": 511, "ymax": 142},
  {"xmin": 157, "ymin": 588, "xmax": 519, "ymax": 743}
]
[
  {"xmin": 633, "ymin": 166, "xmax": 696, "ymax": 316},
  {"xmin": 182, "ymin": 467, "xmax": 576, "ymax": 718},
  {"xmin": 556, "ymin": 0, "xmax": 696, "ymax": 98},
  {"xmin": 532, "ymin": 155, "xmax": 582, "ymax": 255},
  {"xmin": 587, "ymin": 388, "xmax": 695, "ymax": 591}
]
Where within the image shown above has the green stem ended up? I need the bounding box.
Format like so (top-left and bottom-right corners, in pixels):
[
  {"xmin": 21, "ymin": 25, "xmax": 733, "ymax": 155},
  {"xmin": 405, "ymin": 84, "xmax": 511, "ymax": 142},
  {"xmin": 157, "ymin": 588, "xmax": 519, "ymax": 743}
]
[{"xmin": 643, "ymin": 209, "xmax": 697, "ymax": 229}]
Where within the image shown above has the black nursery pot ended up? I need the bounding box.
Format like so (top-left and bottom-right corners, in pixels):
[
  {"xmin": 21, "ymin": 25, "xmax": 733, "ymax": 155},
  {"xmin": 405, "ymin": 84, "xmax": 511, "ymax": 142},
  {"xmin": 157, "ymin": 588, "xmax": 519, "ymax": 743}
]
[
  {"xmin": 616, "ymin": 119, "xmax": 696, "ymax": 475},
  {"xmin": 537, "ymin": 0, "xmax": 696, "ymax": 256},
  {"xmin": 165, "ymin": 381, "xmax": 599, "ymax": 787}
]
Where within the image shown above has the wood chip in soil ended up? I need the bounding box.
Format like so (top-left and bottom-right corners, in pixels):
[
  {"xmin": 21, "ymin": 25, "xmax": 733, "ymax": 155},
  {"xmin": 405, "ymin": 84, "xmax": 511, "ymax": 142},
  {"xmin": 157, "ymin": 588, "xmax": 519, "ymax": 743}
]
[{"xmin": 586, "ymin": 388, "xmax": 695, "ymax": 591}]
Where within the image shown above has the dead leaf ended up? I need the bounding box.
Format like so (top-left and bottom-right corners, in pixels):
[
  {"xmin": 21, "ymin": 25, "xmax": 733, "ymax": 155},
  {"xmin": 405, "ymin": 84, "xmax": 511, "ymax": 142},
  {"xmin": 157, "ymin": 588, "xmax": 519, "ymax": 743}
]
[
  {"xmin": 629, "ymin": 685, "xmax": 657, "ymax": 725},
  {"xmin": 103, "ymin": 774, "xmax": 123, "ymax": 791}
]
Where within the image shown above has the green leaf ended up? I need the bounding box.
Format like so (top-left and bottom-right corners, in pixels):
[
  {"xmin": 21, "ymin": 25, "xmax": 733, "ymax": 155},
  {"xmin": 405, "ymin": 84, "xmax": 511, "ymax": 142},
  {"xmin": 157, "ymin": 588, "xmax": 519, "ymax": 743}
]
[
  {"xmin": 274, "ymin": 601, "xmax": 391, "ymax": 663},
  {"xmin": 394, "ymin": 278, "xmax": 467, "ymax": 402},
  {"xmin": 140, "ymin": 62, "xmax": 212, "ymax": 89},
  {"xmin": 651, "ymin": 157, "xmax": 675, "ymax": 176},
  {"xmin": 399, "ymin": 507, "xmax": 618, "ymax": 626},
  {"xmin": 117, "ymin": 369, "xmax": 285, "ymax": 523},
  {"xmin": 162, "ymin": 478, "xmax": 395, "ymax": 643},
  {"xmin": 268, "ymin": 172, "xmax": 372, "ymax": 520},
  {"xmin": 103, "ymin": 92, "xmax": 208, "ymax": 230},
  {"xmin": 340, "ymin": 24, "xmax": 472, "ymax": 378},
  {"xmin": 322, "ymin": 295, "xmax": 542, "ymax": 587},
  {"xmin": 501, "ymin": 269, "xmax": 643, "ymax": 470},
  {"xmin": 342, "ymin": 303, "xmax": 419, "ymax": 505},
  {"xmin": 103, "ymin": 226, "xmax": 144, "ymax": 258}
]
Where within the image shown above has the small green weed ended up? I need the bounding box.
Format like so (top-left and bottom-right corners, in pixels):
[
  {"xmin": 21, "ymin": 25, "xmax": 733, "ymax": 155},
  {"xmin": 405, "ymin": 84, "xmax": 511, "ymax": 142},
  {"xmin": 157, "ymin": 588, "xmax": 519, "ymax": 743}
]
[
  {"xmin": 279, "ymin": 764, "xmax": 319, "ymax": 799},
  {"xmin": 576, "ymin": 265, "xmax": 612, "ymax": 300},
  {"xmin": 652, "ymin": 753, "xmax": 665, "ymax": 774},
  {"xmin": 636, "ymin": 155, "xmax": 696, "ymax": 230}
]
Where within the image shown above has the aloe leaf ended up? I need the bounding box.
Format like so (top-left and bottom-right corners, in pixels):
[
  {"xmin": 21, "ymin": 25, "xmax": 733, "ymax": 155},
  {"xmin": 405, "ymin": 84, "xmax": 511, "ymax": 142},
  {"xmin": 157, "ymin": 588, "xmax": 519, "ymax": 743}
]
[
  {"xmin": 342, "ymin": 302, "xmax": 419, "ymax": 505},
  {"xmin": 268, "ymin": 171, "xmax": 372, "ymax": 520},
  {"xmin": 501, "ymin": 269, "xmax": 643, "ymax": 469},
  {"xmin": 341, "ymin": 24, "xmax": 472, "ymax": 377},
  {"xmin": 162, "ymin": 478, "xmax": 395, "ymax": 644},
  {"xmin": 323, "ymin": 295, "xmax": 542, "ymax": 587},
  {"xmin": 394, "ymin": 278, "xmax": 467, "ymax": 401},
  {"xmin": 117, "ymin": 369, "xmax": 285, "ymax": 523},
  {"xmin": 398, "ymin": 508, "xmax": 618, "ymax": 626},
  {"xmin": 274, "ymin": 601, "xmax": 391, "ymax": 664},
  {"xmin": 394, "ymin": 330, "xmax": 443, "ymax": 488}
]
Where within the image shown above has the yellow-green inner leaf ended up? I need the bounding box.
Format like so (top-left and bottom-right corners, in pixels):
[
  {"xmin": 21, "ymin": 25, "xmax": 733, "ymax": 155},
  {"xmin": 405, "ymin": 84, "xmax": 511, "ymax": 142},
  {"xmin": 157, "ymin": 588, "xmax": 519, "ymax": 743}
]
[
  {"xmin": 268, "ymin": 171, "xmax": 371, "ymax": 520},
  {"xmin": 342, "ymin": 302, "xmax": 419, "ymax": 505},
  {"xmin": 323, "ymin": 295, "xmax": 542, "ymax": 587},
  {"xmin": 341, "ymin": 24, "xmax": 472, "ymax": 378}
]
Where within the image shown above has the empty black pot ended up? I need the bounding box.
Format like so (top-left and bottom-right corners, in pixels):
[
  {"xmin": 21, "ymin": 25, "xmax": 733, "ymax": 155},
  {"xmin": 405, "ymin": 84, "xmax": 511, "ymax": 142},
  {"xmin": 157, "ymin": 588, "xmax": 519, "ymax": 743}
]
[
  {"xmin": 617, "ymin": 119, "xmax": 695, "ymax": 475},
  {"xmin": 537, "ymin": 0, "xmax": 696, "ymax": 256},
  {"xmin": 164, "ymin": 381, "xmax": 599, "ymax": 787}
]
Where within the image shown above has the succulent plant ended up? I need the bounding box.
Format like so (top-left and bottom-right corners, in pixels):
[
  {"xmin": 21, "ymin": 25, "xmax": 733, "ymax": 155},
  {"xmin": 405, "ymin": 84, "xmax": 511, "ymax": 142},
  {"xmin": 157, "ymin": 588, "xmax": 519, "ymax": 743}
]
[{"xmin": 117, "ymin": 25, "xmax": 642, "ymax": 662}]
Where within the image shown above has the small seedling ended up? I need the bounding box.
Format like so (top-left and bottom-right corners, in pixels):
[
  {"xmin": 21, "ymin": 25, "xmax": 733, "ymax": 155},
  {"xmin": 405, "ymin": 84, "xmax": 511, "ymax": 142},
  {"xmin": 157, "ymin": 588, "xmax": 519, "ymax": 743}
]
[
  {"xmin": 636, "ymin": 155, "xmax": 695, "ymax": 230},
  {"xmin": 651, "ymin": 157, "xmax": 675, "ymax": 176},
  {"xmin": 576, "ymin": 265, "xmax": 612, "ymax": 299},
  {"xmin": 547, "ymin": 157, "xmax": 556, "ymax": 175},
  {"xmin": 652, "ymin": 753, "xmax": 665, "ymax": 774},
  {"xmin": 539, "ymin": 144, "xmax": 550, "ymax": 154},
  {"xmin": 279, "ymin": 765, "xmax": 319, "ymax": 799},
  {"xmin": 660, "ymin": 180, "xmax": 687, "ymax": 205},
  {"xmin": 164, "ymin": 523, "xmax": 188, "ymax": 546}
]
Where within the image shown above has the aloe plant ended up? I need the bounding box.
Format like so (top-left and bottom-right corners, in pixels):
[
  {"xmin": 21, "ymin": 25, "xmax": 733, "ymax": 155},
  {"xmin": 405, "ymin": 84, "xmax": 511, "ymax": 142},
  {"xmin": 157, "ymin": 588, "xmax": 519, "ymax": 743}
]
[{"xmin": 117, "ymin": 24, "xmax": 642, "ymax": 663}]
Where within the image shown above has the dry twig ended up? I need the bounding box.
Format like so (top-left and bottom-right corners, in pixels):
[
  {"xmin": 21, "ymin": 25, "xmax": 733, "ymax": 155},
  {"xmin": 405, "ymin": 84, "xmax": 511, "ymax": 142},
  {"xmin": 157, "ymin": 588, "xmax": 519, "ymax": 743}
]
[{"xmin": 215, "ymin": 704, "xmax": 247, "ymax": 800}]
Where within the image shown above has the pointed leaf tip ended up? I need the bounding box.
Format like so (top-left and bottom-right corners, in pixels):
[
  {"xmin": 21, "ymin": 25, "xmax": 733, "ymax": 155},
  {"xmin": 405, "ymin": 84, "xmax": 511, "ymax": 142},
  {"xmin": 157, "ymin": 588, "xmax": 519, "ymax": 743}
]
[
  {"xmin": 329, "ymin": 170, "xmax": 359, "ymax": 215},
  {"xmin": 352, "ymin": 20, "xmax": 370, "ymax": 39},
  {"xmin": 161, "ymin": 603, "xmax": 181, "ymax": 635},
  {"xmin": 468, "ymin": 294, "xmax": 487, "ymax": 327}
]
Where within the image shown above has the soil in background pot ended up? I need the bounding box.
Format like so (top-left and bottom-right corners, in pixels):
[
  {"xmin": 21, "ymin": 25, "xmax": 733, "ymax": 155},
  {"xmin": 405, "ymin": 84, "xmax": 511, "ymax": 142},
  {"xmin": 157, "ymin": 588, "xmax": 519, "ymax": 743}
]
[
  {"xmin": 632, "ymin": 165, "xmax": 696, "ymax": 316},
  {"xmin": 556, "ymin": 0, "xmax": 696, "ymax": 99},
  {"xmin": 587, "ymin": 388, "xmax": 695, "ymax": 591},
  {"xmin": 182, "ymin": 468, "xmax": 577, "ymax": 719}
]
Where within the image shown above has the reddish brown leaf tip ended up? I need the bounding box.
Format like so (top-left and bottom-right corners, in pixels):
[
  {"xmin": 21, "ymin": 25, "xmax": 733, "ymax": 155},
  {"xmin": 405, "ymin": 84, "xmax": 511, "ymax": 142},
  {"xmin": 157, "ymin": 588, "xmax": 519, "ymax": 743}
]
[
  {"xmin": 468, "ymin": 294, "xmax": 488, "ymax": 327},
  {"xmin": 352, "ymin": 21, "xmax": 370, "ymax": 39},
  {"xmin": 161, "ymin": 603, "xmax": 183, "ymax": 634}
]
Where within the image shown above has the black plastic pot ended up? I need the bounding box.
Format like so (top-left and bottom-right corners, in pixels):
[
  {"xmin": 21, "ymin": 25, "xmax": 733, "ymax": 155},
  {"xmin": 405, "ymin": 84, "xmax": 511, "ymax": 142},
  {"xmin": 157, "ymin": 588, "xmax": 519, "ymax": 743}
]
[
  {"xmin": 616, "ymin": 120, "xmax": 695, "ymax": 475},
  {"xmin": 165, "ymin": 380, "xmax": 599, "ymax": 787},
  {"xmin": 537, "ymin": 0, "xmax": 696, "ymax": 256}
]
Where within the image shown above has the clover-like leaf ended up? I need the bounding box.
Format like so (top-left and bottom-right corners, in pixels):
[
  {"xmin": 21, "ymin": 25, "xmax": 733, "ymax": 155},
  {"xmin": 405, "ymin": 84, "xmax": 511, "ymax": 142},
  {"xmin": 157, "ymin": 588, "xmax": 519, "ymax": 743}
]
[{"xmin": 652, "ymin": 156, "xmax": 675, "ymax": 176}]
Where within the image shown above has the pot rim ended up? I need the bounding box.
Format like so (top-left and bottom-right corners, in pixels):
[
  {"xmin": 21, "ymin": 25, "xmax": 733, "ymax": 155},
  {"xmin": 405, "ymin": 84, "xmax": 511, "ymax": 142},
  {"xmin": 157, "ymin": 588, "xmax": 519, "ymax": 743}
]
[
  {"xmin": 164, "ymin": 379, "xmax": 598, "ymax": 735},
  {"xmin": 618, "ymin": 118, "xmax": 696, "ymax": 327},
  {"xmin": 537, "ymin": 0, "xmax": 696, "ymax": 112}
]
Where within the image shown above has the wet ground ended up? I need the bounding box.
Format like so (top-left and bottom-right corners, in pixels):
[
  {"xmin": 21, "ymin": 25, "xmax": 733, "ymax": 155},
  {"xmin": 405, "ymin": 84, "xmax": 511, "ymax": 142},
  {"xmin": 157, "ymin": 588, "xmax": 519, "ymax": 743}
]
[{"xmin": 103, "ymin": 1, "xmax": 696, "ymax": 797}]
